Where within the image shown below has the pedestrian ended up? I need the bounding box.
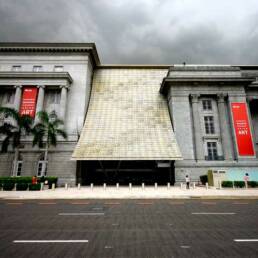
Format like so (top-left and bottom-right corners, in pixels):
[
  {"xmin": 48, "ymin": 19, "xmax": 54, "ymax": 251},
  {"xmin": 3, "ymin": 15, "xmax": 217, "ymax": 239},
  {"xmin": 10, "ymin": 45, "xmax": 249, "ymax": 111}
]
[
  {"xmin": 185, "ymin": 174, "xmax": 190, "ymax": 189},
  {"xmin": 244, "ymin": 173, "xmax": 249, "ymax": 188},
  {"xmin": 32, "ymin": 175, "xmax": 37, "ymax": 185}
]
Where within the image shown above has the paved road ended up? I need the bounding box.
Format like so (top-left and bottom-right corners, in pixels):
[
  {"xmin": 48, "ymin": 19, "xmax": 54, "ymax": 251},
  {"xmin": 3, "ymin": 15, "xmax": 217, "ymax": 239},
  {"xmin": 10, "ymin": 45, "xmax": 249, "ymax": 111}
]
[{"xmin": 0, "ymin": 199, "xmax": 258, "ymax": 258}]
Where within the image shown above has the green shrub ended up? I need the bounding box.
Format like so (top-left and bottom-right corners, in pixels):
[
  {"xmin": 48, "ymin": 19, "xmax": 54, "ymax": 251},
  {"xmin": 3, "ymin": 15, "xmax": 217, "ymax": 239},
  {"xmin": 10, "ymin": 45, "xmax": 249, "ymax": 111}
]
[
  {"xmin": 3, "ymin": 182, "xmax": 15, "ymax": 191},
  {"xmin": 222, "ymin": 181, "xmax": 233, "ymax": 187},
  {"xmin": 29, "ymin": 184, "xmax": 41, "ymax": 191},
  {"xmin": 0, "ymin": 176, "xmax": 58, "ymax": 189},
  {"xmin": 248, "ymin": 181, "xmax": 258, "ymax": 188},
  {"xmin": 16, "ymin": 183, "xmax": 28, "ymax": 191},
  {"xmin": 15, "ymin": 177, "xmax": 35, "ymax": 184},
  {"xmin": 0, "ymin": 177, "xmax": 15, "ymax": 185},
  {"xmin": 200, "ymin": 175, "xmax": 208, "ymax": 185},
  {"xmin": 0, "ymin": 176, "xmax": 35, "ymax": 185},
  {"xmin": 234, "ymin": 181, "xmax": 245, "ymax": 188}
]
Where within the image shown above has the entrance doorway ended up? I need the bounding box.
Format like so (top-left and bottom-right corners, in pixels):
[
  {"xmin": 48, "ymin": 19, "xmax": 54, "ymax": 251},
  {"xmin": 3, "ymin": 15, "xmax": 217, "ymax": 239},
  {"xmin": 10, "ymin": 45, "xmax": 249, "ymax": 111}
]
[{"xmin": 77, "ymin": 160, "xmax": 175, "ymax": 186}]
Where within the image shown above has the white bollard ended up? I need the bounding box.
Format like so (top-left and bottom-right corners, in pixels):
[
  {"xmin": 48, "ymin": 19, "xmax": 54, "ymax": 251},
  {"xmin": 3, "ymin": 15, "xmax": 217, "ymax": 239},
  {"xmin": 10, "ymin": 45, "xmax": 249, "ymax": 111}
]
[
  {"xmin": 65, "ymin": 183, "xmax": 68, "ymax": 190},
  {"xmin": 167, "ymin": 182, "xmax": 170, "ymax": 189},
  {"xmin": 233, "ymin": 181, "xmax": 235, "ymax": 189},
  {"xmin": 193, "ymin": 182, "xmax": 196, "ymax": 189},
  {"xmin": 52, "ymin": 183, "xmax": 55, "ymax": 190},
  {"xmin": 129, "ymin": 183, "xmax": 132, "ymax": 190},
  {"xmin": 103, "ymin": 183, "xmax": 106, "ymax": 190},
  {"xmin": 219, "ymin": 180, "xmax": 222, "ymax": 190},
  {"xmin": 142, "ymin": 183, "xmax": 145, "ymax": 190},
  {"xmin": 116, "ymin": 183, "xmax": 119, "ymax": 189},
  {"xmin": 155, "ymin": 182, "xmax": 158, "ymax": 189},
  {"xmin": 14, "ymin": 183, "xmax": 17, "ymax": 191},
  {"xmin": 90, "ymin": 183, "xmax": 94, "ymax": 190},
  {"xmin": 180, "ymin": 183, "xmax": 183, "ymax": 189},
  {"xmin": 40, "ymin": 182, "xmax": 44, "ymax": 191},
  {"xmin": 77, "ymin": 183, "xmax": 81, "ymax": 190},
  {"xmin": 205, "ymin": 182, "xmax": 208, "ymax": 190}
]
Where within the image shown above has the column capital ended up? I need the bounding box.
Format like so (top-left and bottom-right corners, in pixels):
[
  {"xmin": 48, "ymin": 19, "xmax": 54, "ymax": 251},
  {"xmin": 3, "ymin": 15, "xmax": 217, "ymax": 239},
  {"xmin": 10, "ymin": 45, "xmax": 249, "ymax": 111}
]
[
  {"xmin": 190, "ymin": 94, "xmax": 200, "ymax": 103},
  {"xmin": 14, "ymin": 85, "xmax": 22, "ymax": 89},
  {"xmin": 59, "ymin": 85, "xmax": 69, "ymax": 90},
  {"xmin": 37, "ymin": 85, "xmax": 45, "ymax": 89},
  {"xmin": 217, "ymin": 93, "xmax": 228, "ymax": 103},
  {"xmin": 246, "ymin": 96, "xmax": 255, "ymax": 103}
]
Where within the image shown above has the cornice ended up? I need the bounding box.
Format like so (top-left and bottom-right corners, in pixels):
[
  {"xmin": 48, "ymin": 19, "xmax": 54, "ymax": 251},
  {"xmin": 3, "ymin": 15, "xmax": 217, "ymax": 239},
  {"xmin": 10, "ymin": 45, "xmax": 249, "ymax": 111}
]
[
  {"xmin": 0, "ymin": 42, "xmax": 100, "ymax": 66},
  {"xmin": 160, "ymin": 77, "xmax": 255, "ymax": 95},
  {"xmin": 0, "ymin": 71, "xmax": 73, "ymax": 83}
]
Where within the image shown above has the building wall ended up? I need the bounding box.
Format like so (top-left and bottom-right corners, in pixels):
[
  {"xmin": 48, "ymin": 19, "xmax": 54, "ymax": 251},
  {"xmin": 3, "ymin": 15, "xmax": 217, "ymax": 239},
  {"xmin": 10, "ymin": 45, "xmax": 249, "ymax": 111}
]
[
  {"xmin": 167, "ymin": 67, "xmax": 258, "ymax": 183},
  {"xmin": 0, "ymin": 52, "xmax": 93, "ymax": 184},
  {"xmin": 1, "ymin": 47, "xmax": 258, "ymax": 185}
]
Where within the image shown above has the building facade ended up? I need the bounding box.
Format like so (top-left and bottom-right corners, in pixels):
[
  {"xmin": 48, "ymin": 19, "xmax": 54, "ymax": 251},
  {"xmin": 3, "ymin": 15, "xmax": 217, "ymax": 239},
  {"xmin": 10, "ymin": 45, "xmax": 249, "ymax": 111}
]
[{"xmin": 0, "ymin": 43, "xmax": 258, "ymax": 185}]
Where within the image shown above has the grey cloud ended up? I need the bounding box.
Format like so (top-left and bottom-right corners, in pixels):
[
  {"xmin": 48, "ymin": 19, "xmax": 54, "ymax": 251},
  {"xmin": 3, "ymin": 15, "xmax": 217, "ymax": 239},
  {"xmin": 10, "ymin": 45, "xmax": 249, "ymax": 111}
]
[{"xmin": 0, "ymin": 0, "xmax": 258, "ymax": 64}]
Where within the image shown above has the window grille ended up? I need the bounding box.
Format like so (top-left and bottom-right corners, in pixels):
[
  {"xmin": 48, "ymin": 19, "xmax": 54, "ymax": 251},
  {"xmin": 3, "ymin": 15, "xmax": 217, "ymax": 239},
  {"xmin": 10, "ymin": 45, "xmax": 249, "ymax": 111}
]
[
  {"xmin": 204, "ymin": 116, "xmax": 215, "ymax": 134},
  {"xmin": 207, "ymin": 142, "xmax": 218, "ymax": 160},
  {"xmin": 33, "ymin": 66, "xmax": 43, "ymax": 72},
  {"xmin": 202, "ymin": 100, "xmax": 212, "ymax": 110}
]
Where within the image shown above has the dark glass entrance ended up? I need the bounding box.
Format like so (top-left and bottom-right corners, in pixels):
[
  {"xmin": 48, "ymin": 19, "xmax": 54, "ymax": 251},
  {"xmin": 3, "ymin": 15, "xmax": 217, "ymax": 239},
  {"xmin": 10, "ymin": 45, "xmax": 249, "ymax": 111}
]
[{"xmin": 77, "ymin": 160, "xmax": 175, "ymax": 186}]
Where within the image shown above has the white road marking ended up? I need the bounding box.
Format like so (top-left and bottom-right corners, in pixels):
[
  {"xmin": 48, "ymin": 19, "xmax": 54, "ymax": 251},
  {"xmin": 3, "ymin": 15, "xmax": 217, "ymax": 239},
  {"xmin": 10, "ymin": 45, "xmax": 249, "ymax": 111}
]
[
  {"xmin": 180, "ymin": 245, "xmax": 190, "ymax": 248},
  {"xmin": 192, "ymin": 212, "xmax": 235, "ymax": 215},
  {"xmin": 13, "ymin": 240, "xmax": 89, "ymax": 243},
  {"xmin": 59, "ymin": 212, "xmax": 105, "ymax": 216},
  {"xmin": 234, "ymin": 239, "xmax": 258, "ymax": 242}
]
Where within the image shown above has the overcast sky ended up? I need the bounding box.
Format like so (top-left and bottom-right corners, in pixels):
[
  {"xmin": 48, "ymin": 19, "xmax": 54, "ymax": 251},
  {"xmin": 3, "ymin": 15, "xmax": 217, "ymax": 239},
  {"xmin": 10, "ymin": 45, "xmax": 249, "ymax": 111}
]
[{"xmin": 0, "ymin": 0, "xmax": 258, "ymax": 64}]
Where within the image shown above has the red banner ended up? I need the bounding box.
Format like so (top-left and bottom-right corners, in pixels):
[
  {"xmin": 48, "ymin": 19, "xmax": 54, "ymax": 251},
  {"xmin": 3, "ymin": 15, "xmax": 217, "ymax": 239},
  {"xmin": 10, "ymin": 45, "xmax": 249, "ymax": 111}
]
[
  {"xmin": 20, "ymin": 87, "xmax": 38, "ymax": 118},
  {"xmin": 231, "ymin": 102, "xmax": 255, "ymax": 156}
]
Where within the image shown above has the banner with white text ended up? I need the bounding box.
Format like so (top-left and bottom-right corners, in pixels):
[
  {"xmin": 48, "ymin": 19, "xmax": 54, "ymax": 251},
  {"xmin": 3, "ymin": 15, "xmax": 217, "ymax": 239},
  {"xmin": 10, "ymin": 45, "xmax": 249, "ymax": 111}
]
[
  {"xmin": 231, "ymin": 102, "xmax": 255, "ymax": 156},
  {"xmin": 20, "ymin": 87, "xmax": 38, "ymax": 118}
]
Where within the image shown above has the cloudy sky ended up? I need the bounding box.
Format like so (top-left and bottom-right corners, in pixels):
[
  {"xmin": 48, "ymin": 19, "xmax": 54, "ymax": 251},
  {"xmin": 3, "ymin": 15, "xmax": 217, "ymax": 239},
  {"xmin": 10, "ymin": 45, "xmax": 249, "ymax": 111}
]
[{"xmin": 0, "ymin": 0, "xmax": 258, "ymax": 64}]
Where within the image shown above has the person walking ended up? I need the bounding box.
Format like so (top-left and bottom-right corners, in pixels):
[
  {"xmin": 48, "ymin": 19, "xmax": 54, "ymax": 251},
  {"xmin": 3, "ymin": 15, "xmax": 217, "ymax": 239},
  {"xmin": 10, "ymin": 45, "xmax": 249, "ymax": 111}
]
[
  {"xmin": 244, "ymin": 173, "xmax": 249, "ymax": 189},
  {"xmin": 185, "ymin": 175, "xmax": 190, "ymax": 189}
]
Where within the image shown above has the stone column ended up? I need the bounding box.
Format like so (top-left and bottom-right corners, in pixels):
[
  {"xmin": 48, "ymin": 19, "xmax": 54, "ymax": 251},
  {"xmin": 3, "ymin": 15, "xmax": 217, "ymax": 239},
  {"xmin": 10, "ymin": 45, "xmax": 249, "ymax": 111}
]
[
  {"xmin": 217, "ymin": 93, "xmax": 233, "ymax": 160},
  {"xmin": 13, "ymin": 85, "xmax": 22, "ymax": 111},
  {"xmin": 59, "ymin": 85, "xmax": 68, "ymax": 121},
  {"xmin": 191, "ymin": 94, "xmax": 204, "ymax": 161},
  {"xmin": 35, "ymin": 85, "xmax": 45, "ymax": 120},
  {"xmin": 246, "ymin": 96, "xmax": 257, "ymax": 156}
]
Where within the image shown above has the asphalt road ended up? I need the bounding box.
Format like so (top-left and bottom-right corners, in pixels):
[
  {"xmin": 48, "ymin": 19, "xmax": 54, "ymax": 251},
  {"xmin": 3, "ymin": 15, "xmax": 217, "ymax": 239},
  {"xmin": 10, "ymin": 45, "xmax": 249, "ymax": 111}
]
[{"xmin": 0, "ymin": 199, "xmax": 258, "ymax": 258}]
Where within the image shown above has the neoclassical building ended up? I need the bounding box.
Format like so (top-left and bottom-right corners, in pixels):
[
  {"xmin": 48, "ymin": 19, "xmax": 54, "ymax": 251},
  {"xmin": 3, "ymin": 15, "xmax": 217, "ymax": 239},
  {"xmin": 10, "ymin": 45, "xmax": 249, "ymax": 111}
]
[{"xmin": 0, "ymin": 43, "xmax": 258, "ymax": 185}]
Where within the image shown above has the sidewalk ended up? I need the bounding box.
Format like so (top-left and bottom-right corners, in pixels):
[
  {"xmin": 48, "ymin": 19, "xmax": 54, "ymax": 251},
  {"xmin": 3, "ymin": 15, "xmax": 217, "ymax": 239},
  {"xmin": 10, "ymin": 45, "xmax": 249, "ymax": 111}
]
[{"xmin": 1, "ymin": 186, "xmax": 258, "ymax": 199}]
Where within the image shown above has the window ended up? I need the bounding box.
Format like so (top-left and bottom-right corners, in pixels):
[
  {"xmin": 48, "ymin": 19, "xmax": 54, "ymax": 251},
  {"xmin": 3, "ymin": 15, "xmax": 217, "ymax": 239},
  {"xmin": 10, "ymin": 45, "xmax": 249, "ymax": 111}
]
[
  {"xmin": 15, "ymin": 161, "xmax": 23, "ymax": 176},
  {"xmin": 49, "ymin": 90, "xmax": 60, "ymax": 104},
  {"xmin": 37, "ymin": 161, "xmax": 47, "ymax": 177},
  {"xmin": 207, "ymin": 142, "xmax": 218, "ymax": 160},
  {"xmin": 204, "ymin": 116, "xmax": 215, "ymax": 134},
  {"xmin": 3, "ymin": 91, "xmax": 15, "ymax": 104},
  {"xmin": 33, "ymin": 65, "xmax": 43, "ymax": 72},
  {"xmin": 12, "ymin": 65, "xmax": 21, "ymax": 71},
  {"xmin": 202, "ymin": 100, "xmax": 212, "ymax": 110},
  {"xmin": 54, "ymin": 66, "xmax": 64, "ymax": 72}
]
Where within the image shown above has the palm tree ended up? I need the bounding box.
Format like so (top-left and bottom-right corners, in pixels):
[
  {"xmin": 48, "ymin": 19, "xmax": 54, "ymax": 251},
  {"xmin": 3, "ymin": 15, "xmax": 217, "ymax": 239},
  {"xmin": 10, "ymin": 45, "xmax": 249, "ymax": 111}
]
[
  {"xmin": 32, "ymin": 110, "xmax": 67, "ymax": 176},
  {"xmin": 0, "ymin": 107, "xmax": 33, "ymax": 176}
]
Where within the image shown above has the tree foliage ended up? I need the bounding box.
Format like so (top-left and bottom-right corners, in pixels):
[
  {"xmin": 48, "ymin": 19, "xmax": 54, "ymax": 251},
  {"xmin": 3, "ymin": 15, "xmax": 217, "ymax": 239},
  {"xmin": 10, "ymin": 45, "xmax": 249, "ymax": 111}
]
[{"xmin": 0, "ymin": 107, "xmax": 33, "ymax": 152}]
